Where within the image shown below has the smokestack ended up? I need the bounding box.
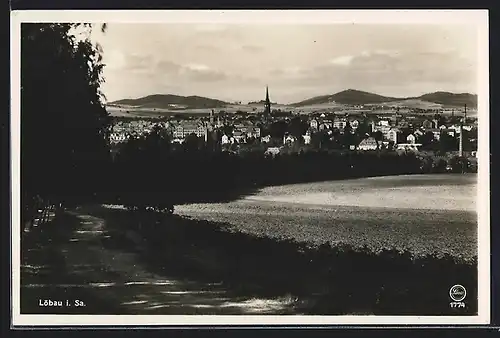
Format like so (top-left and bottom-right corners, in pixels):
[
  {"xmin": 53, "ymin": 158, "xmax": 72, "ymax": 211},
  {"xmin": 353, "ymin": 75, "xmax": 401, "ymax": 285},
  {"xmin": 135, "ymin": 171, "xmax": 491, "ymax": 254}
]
[{"xmin": 459, "ymin": 104, "xmax": 467, "ymax": 157}]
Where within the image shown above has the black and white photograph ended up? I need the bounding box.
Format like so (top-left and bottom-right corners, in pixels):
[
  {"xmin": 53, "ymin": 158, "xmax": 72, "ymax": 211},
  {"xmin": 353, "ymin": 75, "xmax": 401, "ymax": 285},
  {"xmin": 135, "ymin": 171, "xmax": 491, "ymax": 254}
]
[{"xmin": 10, "ymin": 10, "xmax": 490, "ymax": 326}]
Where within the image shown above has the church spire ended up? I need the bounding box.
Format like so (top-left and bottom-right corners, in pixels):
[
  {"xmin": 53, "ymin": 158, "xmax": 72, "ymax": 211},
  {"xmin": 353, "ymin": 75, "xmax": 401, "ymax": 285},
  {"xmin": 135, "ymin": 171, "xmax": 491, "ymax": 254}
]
[{"xmin": 264, "ymin": 85, "xmax": 271, "ymax": 120}]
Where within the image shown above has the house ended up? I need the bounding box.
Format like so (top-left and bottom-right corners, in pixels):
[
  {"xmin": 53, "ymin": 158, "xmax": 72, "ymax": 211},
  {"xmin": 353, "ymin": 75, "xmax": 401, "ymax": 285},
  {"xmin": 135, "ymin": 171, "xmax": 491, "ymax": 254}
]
[
  {"xmin": 265, "ymin": 147, "xmax": 282, "ymax": 156},
  {"xmin": 372, "ymin": 120, "xmax": 391, "ymax": 135},
  {"xmin": 422, "ymin": 120, "xmax": 433, "ymax": 129},
  {"xmin": 221, "ymin": 134, "xmax": 230, "ymax": 145},
  {"xmin": 322, "ymin": 120, "xmax": 334, "ymax": 129},
  {"xmin": 450, "ymin": 124, "xmax": 462, "ymax": 134},
  {"xmin": 386, "ymin": 128, "xmax": 400, "ymax": 144},
  {"xmin": 443, "ymin": 128, "xmax": 456, "ymax": 137},
  {"xmin": 261, "ymin": 135, "xmax": 272, "ymax": 143},
  {"xmin": 250, "ymin": 127, "xmax": 261, "ymax": 138},
  {"xmin": 302, "ymin": 134, "xmax": 311, "ymax": 145},
  {"xmin": 333, "ymin": 119, "xmax": 347, "ymax": 130},
  {"xmin": 396, "ymin": 143, "xmax": 422, "ymax": 152},
  {"xmin": 358, "ymin": 137, "xmax": 379, "ymax": 151},
  {"xmin": 283, "ymin": 134, "xmax": 297, "ymax": 145},
  {"xmin": 427, "ymin": 128, "xmax": 442, "ymax": 141},
  {"xmin": 406, "ymin": 134, "xmax": 416, "ymax": 144},
  {"xmin": 233, "ymin": 130, "xmax": 246, "ymax": 143},
  {"xmin": 110, "ymin": 133, "xmax": 128, "ymax": 144}
]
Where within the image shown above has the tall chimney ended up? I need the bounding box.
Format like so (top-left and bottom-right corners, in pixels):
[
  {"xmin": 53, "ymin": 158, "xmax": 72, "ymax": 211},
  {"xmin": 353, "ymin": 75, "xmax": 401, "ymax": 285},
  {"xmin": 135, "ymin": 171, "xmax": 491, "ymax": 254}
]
[{"xmin": 459, "ymin": 104, "xmax": 467, "ymax": 157}]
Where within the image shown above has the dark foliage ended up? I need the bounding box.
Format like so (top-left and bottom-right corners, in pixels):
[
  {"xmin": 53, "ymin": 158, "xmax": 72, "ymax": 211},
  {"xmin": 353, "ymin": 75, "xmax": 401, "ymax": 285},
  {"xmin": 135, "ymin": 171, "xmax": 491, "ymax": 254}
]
[
  {"xmin": 21, "ymin": 23, "xmax": 111, "ymax": 223},
  {"xmin": 95, "ymin": 206, "xmax": 477, "ymax": 315}
]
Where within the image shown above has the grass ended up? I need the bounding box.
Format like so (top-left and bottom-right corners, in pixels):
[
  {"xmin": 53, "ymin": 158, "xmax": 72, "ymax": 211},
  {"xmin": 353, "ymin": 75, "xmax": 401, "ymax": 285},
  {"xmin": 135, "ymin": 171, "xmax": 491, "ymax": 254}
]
[
  {"xmin": 93, "ymin": 206, "xmax": 478, "ymax": 315},
  {"xmin": 20, "ymin": 202, "xmax": 477, "ymax": 315}
]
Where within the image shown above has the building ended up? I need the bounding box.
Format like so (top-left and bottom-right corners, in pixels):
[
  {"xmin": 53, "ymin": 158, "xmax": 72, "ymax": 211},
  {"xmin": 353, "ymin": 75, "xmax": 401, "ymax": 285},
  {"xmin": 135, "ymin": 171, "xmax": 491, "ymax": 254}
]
[
  {"xmin": 283, "ymin": 134, "xmax": 297, "ymax": 145},
  {"xmin": 110, "ymin": 133, "xmax": 129, "ymax": 144},
  {"xmin": 372, "ymin": 120, "xmax": 392, "ymax": 135},
  {"xmin": 396, "ymin": 143, "xmax": 422, "ymax": 152},
  {"xmin": 302, "ymin": 133, "xmax": 311, "ymax": 145},
  {"xmin": 310, "ymin": 119, "xmax": 318, "ymax": 130},
  {"xmin": 333, "ymin": 118, "xmax": 347, "ymax": 130},
  {"xmin": 221, "ymin": 134, "xmax": 230, "ymax": 145},
  {"xmin": 406, "ymin": 134, "xmax": 416, "ymax": 144},
  {"xmin": 261, "ymin": 135, "xmax": 271, "ymax": 143},
  {"xmin": 422, "ymin": 119, "xmax": 433, "ymax": 129},
  {"xmin": 264, "ymin": 86, "xmax": 271, "ymax": 121},
  {"xmin": 233, "ymin": 130, "xmax": 245, "ymax": 143},
  {"xmin": 265, "ymin": 147, "xmax": 282, "ymax": 156},
  {"xmin": 427, "ymin": 128, "xmax": 442, "ymax": 141},
  {"xmin": 358, "ymin": 137, "xmax": 379, "ymax": 151},
  {"xmin": 386, "ymin": 128, "xmax": 400, "ymax": 144},
  {"xmin": 173, "ymin": 121, "xmax": 206, "ymax": 139}
]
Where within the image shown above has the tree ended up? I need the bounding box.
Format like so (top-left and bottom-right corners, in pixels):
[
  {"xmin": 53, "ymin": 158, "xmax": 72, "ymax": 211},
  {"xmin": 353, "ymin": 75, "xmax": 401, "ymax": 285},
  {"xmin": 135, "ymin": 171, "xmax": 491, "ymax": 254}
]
[
  {"xmin": 355, "ymin": 119, "xmax": 371, "ymax": 139},
  {"xmin": 287, "ymin": 116, "xmax": 308, "ymax": 140},
  {"xmin": 184, "ymin": 133, "xmax": 201, "ymax": 152},
  {"xmin": 418, "ymin": 131, "xmax": 437, "ymax": 151},
  {"xmin": 372, "ymin": 130, "xmax": 384, "ymax": 143},
  {"xmin": 221, "ymin": 124, "xmax": 234, "ymax": 136},
  {"xmin": 21, "ymin": 24, "xmax": 110, "ymax": 210},
  {"xmin": 439, "ymin": 133, "xmax": 458, "ymax": 153},
  {"xmin": 269, "ymin": 120, "xmax": 288, "ymax": 139},
  {"xmin": 341, "ymin": 121, "xmax": 355, "ymax": 149}
]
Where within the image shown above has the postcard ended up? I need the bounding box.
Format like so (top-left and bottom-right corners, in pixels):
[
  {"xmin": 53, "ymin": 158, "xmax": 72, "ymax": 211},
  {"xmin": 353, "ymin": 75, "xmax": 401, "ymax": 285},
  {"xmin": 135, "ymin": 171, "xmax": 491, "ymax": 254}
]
[{"xmin": 10, "ymin": 9, "xmax": 490, "ymax": 327}]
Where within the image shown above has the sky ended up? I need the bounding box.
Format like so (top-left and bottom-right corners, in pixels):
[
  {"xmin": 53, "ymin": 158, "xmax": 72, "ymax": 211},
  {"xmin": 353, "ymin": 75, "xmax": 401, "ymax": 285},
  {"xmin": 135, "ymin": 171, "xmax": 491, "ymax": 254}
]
[{"xmin": 90, "ymin": 23, "xmax": 478, "ymax": 104}]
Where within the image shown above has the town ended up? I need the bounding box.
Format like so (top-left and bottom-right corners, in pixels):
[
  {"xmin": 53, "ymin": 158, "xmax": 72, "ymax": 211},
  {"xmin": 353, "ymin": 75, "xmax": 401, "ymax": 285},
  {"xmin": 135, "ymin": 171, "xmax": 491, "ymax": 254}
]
[{"xmin": 109, "ymin": 87, "xmax": 478, "ymax": 172}]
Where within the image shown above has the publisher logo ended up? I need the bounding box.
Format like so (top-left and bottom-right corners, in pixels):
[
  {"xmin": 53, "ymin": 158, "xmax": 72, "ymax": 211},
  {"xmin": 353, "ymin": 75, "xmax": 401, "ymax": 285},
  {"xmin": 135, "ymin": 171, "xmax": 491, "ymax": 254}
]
[{"xmin": 449, "ymin": 285, "xmax": 467, "ymax": 302}]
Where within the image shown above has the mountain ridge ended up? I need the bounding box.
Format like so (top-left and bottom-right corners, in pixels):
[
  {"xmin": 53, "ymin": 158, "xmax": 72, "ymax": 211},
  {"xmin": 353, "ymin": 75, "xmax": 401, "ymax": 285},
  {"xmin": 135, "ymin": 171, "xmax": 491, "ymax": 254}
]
[
  {"xmin": 109, "ymin": 89, "xmax": 478, "ymax": 110},
  {"xmin": 110, "ymin": 94, "xmax": 229, "ymax": 109},
  {"xmin": 291, "ymin": 89, "xmax": 477, "ymax": 108}
]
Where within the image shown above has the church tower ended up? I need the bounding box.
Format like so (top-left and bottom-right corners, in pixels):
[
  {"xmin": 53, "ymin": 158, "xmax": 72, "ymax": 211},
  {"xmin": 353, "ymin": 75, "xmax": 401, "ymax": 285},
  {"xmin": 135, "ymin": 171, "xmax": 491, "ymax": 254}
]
[{"xmin": 264, "ymin": 86, "xmax": 271, "ymax": 121}]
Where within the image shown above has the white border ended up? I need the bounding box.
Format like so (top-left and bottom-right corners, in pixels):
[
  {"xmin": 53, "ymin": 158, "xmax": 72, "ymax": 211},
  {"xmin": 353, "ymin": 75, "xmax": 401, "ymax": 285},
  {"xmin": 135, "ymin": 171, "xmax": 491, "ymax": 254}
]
[{"xmin": 10, "ymin": 9, "xmax": 490, "ymax": 327}]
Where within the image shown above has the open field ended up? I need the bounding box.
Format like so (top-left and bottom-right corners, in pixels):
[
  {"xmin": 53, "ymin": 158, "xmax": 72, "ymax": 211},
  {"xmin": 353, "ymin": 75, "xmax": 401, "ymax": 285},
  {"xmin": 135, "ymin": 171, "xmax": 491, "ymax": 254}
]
[
  {"xmin": 176, "ymin": 174, "xmax": 478, "ymax": 262},
  {"xmin": 21, "ymin": 174, "xmax": 478, "ymax": 315}
]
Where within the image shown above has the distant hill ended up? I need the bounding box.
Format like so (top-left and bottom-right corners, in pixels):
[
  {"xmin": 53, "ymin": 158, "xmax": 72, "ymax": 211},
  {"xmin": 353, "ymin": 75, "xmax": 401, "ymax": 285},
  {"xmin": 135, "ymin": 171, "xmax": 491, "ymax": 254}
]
[
  {"xmin": 110, "ymin": 94, "xmax": 229, "ymax": 109},
  {"xmin": 292, "ymin": 89, "xmax": 477, "ymax": 108},
  {"xmin": 292, "ymin": 89, "xmax": 398, "ymax": 106},
  {"xmin": 415, "ymin": 92, "xmax": 477, "ymax": 108}
]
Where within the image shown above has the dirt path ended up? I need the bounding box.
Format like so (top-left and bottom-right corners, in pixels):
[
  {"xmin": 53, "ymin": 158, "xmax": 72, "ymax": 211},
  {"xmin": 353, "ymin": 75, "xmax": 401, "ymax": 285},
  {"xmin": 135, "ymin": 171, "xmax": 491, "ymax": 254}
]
[{"xmin": 21, "ymin": 207, "xmax": 296, "ymax": 315}]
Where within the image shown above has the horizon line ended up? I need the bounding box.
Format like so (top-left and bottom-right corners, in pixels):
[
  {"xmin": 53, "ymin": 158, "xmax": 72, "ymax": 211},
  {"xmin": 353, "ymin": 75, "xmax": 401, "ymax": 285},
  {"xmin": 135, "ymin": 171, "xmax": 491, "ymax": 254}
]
[{"xmin": 107, "ymin": 88, "xmax": 478, "ymax": 105}]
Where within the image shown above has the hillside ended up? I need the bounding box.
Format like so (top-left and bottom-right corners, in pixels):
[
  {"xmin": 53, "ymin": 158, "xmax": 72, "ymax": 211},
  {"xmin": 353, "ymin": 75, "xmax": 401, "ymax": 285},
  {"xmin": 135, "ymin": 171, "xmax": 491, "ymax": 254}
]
[
  {"xmin": 292, "ymin": 89, "xmax": 477, "ymax": 108},
  {"xmin": 415, "ymin": 92, "xmax": 477, "ymax": 108},
  {"xmin": 110, "ymin": 94, "xmax": 229, "ymax": 109},
  {"xmin": 292, "ymin": 89, "xmax": 398, "ymax": 106}
]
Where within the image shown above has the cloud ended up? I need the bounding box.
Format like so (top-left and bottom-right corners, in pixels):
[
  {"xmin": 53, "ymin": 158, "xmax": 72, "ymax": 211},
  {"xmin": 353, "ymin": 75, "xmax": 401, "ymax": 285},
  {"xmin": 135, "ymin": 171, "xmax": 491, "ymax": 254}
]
[
  {"xmin": 156, "ymin": 60, "xmax": 182, "ymax": 73},
  {"xmin": 179, "ymin": 63, "xmax": 228, "ymax": 82},
  {"xmin": 329, "ymin": 55, "xmax": 354, "ymax": 66},
  {"xmin": 277, "ymin": 49, "xmax": 476, "ymax": 95}
]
